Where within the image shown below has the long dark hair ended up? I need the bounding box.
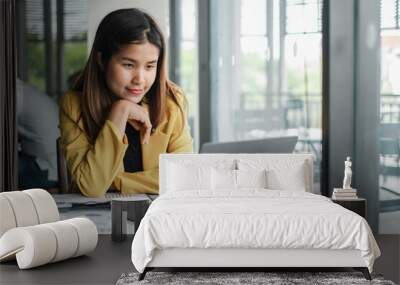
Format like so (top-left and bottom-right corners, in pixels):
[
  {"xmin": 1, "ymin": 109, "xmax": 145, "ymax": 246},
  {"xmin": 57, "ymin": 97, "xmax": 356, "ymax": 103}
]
[{"xmin": 72, "ymin": 8, "xmax": 185, "ymax": 142}]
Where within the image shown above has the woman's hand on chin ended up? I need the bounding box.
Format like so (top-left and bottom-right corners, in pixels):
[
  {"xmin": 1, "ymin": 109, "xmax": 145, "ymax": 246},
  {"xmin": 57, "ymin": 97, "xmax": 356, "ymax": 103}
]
[
  {"xmin": 125, "ymin": 101, "xmax": 152, "ymax": 145},
  {"xmin": 108, "ymin": 100, "xmax": 152, "ymax": 144}
]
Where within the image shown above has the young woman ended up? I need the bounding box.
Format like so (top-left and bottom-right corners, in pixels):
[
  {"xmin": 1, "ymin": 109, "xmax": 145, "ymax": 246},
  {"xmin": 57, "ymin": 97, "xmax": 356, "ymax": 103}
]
[{"xmin": 59, "ymin": 8, "xmax": 193, "ymax": 197}]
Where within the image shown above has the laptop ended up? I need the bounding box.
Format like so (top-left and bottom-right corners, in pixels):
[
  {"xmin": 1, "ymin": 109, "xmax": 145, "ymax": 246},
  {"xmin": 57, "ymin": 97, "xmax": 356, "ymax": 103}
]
[{"xmin": 200, "ymin": 136, "xmax": 298, "ymax": 154}]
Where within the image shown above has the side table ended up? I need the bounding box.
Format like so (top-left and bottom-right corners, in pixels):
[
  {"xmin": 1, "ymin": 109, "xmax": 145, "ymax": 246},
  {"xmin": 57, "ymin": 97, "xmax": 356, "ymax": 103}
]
[
  {"xmin": 332, "ymin": 197, "xmax": 367, "ymax": 218},
  {"xmin": 111, "ymin": 194, "xmax": 157, "ymax": 242}
]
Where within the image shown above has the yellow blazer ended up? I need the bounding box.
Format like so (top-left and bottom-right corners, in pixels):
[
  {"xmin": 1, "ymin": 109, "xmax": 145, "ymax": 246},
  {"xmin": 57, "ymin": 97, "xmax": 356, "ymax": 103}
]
[{"xmin": 59, "ymin": 90, "xmax": 193, "ymax": 197}]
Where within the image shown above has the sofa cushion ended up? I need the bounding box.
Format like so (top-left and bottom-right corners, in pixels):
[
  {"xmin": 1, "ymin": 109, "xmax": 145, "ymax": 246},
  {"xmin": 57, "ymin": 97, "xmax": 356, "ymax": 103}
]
[
  {"xmin": 0, "ymin": 196, "xmax": 17, "ymax": 237},
  {"xmin": 0, "ymin": 189, "xmax": 98, "ymax": 270},
  {"xmin": 0, "ymin": 217, "xmax": 97, "ymax": 269},
  {"xmin": 0, "ymin": 190, "xmax": 59, "ymax": 237}
]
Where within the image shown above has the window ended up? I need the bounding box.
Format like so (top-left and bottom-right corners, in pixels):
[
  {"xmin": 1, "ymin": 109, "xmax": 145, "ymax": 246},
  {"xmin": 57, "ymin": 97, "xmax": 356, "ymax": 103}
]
[
  {"xmin": 381, "ymin": 0, "xmax": 399, "ymax": 30},
  {"xmin": 22, "ymin": 0, "xmax": 88, "ymax": 97},
  {"xmin": 63, "ymin": 0, "xmax": 88, "ymax": 91},
  {"xmin": 379, "ymin": 0, "xmax": 400, "ymax": 233},
  {"xmin": 283, "ymin": 0, "xmax": 323, "ymax": 184},
  {"xmin": 173, "ymin": 0, "xmax": 199, "ymax": 150},
  {"xmin": 239, "ymin": 0, "xmax": 268, "ymax": 113},
  {"xmin": 210, "ymin": 0, "xmax": 323, "ymax": 191},
  {"xmin": 25, "ymin": 0, "xmax": 46, "ymax": 91},
  {"xmin": 17, "ymin": 0, "xmax": 88, "ymax": 190}
]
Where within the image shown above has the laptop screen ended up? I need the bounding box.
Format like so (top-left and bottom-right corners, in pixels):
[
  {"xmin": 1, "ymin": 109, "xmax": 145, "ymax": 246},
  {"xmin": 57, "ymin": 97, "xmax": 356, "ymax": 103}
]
[{"xmin": 200, "ymin": 136, "xmax": 298, "ymax": 154}]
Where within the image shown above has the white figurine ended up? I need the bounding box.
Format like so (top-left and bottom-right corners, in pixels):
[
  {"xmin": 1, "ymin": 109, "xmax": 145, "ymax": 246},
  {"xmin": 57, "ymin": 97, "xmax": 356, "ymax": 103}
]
[{"xmin": 343, "ymin": 156, "xmax": 352, "ymax": 189}]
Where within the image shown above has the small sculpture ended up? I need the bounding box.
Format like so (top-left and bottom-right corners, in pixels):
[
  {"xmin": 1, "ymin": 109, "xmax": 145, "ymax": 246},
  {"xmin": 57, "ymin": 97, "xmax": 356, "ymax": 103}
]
[{"xmin": 343, "ymin": 157, "xmax": 352, "ymax": 189}]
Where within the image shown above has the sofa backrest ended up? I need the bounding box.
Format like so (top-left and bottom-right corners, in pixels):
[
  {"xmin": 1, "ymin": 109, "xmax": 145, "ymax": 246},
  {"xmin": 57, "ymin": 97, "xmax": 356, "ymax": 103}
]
[
  {"xmin": 0, "ymin": 189, "xmax": 60, "ymax": 238},
  {"xmin": 159, "ymin": 153, "xmax": 314, "ymax": 195}
]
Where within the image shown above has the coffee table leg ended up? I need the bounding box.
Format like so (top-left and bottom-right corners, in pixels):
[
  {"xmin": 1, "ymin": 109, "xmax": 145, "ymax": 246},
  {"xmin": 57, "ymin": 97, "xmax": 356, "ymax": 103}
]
[{"xmin": 112, "ymin": 200, "xmax": 126, "ymax": 242}]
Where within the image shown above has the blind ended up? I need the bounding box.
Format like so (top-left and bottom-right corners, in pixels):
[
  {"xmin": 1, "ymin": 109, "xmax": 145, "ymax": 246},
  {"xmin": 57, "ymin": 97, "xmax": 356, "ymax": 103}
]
[
  {"xmin": 381, "ymin": 0, "xmax": 399, "ymax": 29},
  {"xmin": 285, "ymin": 0, "xmax": 322, "ymax": 34},
  {"xmin": 25, "ymin": 0, "xmax": 44, "ymax": 41},
  {"xmin": 64, "ymin": 0, "xmax": 88, "ymax": 41}
]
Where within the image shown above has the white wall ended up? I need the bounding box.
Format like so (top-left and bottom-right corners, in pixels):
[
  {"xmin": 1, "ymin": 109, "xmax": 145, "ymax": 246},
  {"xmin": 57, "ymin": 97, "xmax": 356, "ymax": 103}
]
[{"xmin": 87, "ymin": 0, "xmax": 169, "ymax": 53}]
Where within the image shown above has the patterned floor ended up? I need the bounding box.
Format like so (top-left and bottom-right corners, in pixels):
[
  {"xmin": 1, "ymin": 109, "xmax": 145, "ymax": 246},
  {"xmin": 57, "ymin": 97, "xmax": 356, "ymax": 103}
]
[{"xmin": 116, "ymin": 271, "xmax": 395, "ymax": 285}]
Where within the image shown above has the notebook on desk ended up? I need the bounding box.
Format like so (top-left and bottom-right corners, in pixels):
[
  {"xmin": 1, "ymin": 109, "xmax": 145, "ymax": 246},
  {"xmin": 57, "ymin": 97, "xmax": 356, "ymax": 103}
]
[
  {"xmin": 107, "ymin": 193, "xmax": 158, "ymax": 201},
  {"xmin": 53, "ymin": 192, "xmax": 157, "ymax": 208}
]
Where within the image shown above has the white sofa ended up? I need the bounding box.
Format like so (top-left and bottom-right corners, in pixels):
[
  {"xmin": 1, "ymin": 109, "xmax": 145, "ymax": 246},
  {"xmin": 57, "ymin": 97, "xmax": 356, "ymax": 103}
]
[
  {"xmin": 131, "ymin": 153, "xmax": 379, "ymax": 281},
  {"xmin": 0, "ymin": 189, "xmax": 98, "ymax": 269}
]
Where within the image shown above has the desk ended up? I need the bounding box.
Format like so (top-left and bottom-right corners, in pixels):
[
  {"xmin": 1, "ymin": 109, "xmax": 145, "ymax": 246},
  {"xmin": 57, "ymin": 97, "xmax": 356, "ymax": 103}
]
[
  {"xmin": 0, "ymin": 235, "xmax": 133, "ymax": 285},
  {"xmin": 53, "ymin": 193, "xmax": 153, "ymax": 235}
]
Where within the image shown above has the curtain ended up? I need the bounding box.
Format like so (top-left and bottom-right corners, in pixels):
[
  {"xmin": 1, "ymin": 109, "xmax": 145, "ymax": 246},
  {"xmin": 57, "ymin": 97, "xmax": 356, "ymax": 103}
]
[{"xmin": 0, "ymin": 0, "xmax": 18, "ymax": 192}]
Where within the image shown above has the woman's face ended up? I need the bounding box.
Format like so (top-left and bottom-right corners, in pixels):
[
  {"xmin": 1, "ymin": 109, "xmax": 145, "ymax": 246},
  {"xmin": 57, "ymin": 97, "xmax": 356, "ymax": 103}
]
[{"xmin": 103, "ymin": 42, "xmax": 160, "ymax": 104}]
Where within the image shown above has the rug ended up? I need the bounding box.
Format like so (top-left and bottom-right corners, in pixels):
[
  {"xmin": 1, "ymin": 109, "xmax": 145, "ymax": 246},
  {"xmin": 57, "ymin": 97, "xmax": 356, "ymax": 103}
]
[{"xmin": 116, "ymin": 271, "xmax": 396, "ymax": 285}]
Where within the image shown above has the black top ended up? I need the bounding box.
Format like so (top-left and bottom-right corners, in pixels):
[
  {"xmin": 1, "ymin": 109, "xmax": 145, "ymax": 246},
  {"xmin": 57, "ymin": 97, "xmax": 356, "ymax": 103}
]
[{"xmin": 123, "ymin": 123, "xmax": 143, "ymax": 173}]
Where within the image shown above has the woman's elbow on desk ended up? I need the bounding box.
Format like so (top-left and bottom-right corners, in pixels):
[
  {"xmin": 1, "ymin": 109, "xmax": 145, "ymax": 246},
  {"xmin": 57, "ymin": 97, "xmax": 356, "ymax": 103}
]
[{"xmin": 74, "ymin": 172, "xmax": 110, "ymax": 198}]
